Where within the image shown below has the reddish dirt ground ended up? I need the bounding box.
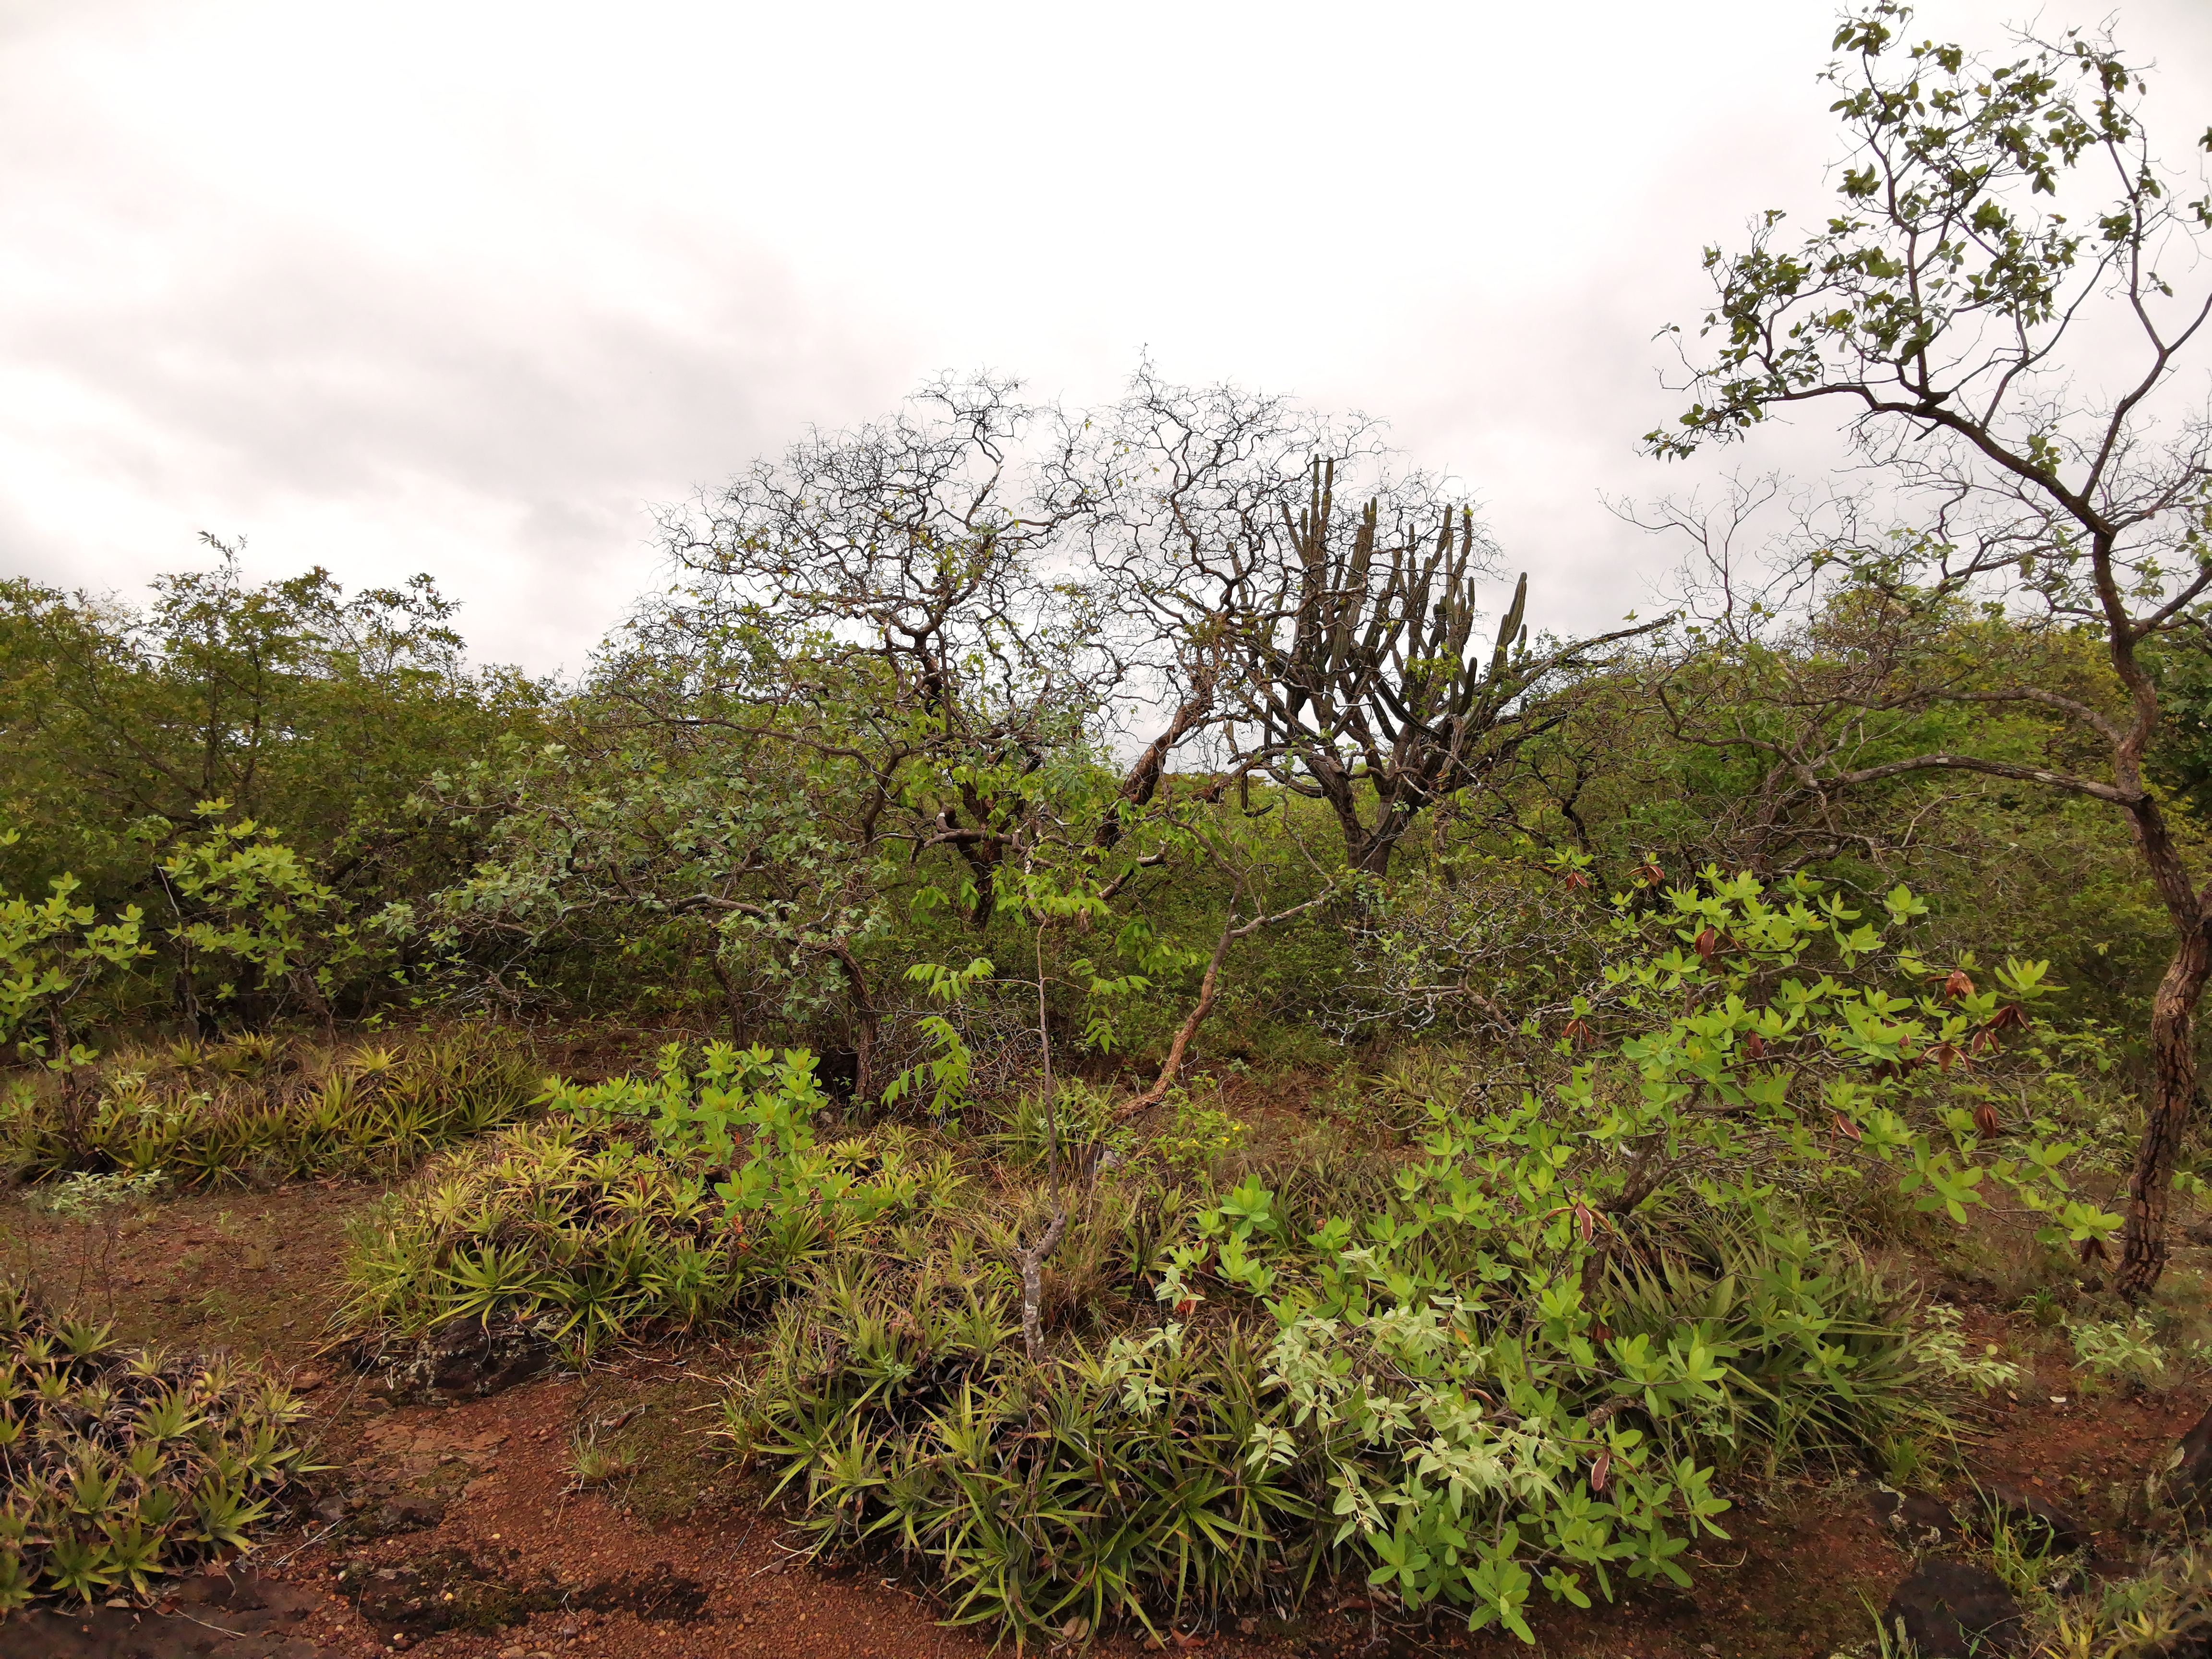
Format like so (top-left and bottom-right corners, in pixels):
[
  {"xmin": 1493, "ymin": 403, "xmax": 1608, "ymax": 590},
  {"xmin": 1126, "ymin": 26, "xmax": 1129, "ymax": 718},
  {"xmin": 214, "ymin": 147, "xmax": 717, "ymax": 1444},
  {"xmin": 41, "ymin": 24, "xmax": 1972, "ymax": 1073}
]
[{"xmin": 5, "ymin": 1178, "xmax": 2210, "ymax": 1659}]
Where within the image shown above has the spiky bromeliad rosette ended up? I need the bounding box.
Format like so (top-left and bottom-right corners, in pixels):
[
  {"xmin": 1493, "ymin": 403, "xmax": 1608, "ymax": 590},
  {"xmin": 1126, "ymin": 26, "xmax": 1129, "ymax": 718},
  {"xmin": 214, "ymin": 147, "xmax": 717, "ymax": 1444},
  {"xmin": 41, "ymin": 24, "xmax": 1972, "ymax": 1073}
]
[{"xmin": 0, "ymin": 1281, "xmax": 314, "ymax": 1613}]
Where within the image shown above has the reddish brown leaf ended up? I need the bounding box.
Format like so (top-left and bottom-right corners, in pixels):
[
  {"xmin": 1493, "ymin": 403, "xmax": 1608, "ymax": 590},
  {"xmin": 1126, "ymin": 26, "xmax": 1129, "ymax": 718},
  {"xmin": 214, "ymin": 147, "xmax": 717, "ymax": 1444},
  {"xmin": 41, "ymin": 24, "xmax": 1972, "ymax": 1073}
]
[
  {"xmin": 1972, "ymin": 1101, "xmax": 1999, "ymax": 1136},
  {"xmin": 1832, "ymin": 1111, "xmax": 1863, "ymax": 1142},
  {"xmin": 1694, "ymin": 927, "xmax": 1718, "ymax": 962},
  {"xmin": 1944, "ymin": 969, "xmax": 1976, "ymax": 1000},
  {"xmin": 1745, "ymin": 1032, "xmax": 1766, "ymax": 1059},
  {"xmin": 1590, "ymin": 1450, "xmax": 1611, "ymax": 1492}
]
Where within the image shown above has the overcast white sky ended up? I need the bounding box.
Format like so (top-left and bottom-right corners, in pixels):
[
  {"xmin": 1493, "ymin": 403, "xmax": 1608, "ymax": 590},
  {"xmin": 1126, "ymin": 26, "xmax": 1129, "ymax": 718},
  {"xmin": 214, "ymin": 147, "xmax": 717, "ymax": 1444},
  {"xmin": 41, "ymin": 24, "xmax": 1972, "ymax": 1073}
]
[{"xmin": 3, "ymin": 0, "xmax": 2209, "ymax": 675}]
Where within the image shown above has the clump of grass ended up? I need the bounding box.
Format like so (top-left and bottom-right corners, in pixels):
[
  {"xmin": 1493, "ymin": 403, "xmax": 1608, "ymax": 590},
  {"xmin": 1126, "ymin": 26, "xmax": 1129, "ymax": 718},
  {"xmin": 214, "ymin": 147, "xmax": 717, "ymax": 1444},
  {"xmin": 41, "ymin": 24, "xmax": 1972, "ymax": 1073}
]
[
  {"xmin": 0, "ymin": 1026, "xmax": 539, "ymax": 1187},
  {"xmin": 0, "ymin": 1278, "xmax": 313, "ymax": 1611},
  {"xmin": 569, "ymin": 1439, "xmax": 641, "ymax": 1489},
  {"xmin": 2026, "ymin": 1548, "xmax": 2212, "ymax": 1656},
  {"xmin": 728, "ymin": 1175, "xmax": 1961, "ymax": 1649}
]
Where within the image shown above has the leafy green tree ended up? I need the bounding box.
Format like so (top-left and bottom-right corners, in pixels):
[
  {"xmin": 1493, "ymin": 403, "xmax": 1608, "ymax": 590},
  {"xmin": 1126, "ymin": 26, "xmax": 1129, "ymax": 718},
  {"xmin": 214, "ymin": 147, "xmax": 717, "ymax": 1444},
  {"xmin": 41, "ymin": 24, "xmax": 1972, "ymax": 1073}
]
[
  {"xmin": 0, "ymin": 542, "xmax": 543, "ymax": 1027},
  {"xmin": 1648, "ymin": 1, "xmax": 2212, "ymax": 1294}
]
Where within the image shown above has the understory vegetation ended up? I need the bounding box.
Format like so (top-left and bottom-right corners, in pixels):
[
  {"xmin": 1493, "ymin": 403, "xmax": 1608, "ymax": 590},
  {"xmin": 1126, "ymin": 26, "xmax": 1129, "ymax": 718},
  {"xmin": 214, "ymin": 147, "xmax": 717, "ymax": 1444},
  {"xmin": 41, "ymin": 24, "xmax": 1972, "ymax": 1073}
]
[
  {"xmin": 0, "ymin": 1282, "xmax": 313, "ymax": 1611},
  {"xmin": 0, "ymin": 1027, "xmax": 538, "ymax": 1186},
  {"xmin": 11, "ymin": 5, "xmax": 2212, "ymax": 1651}
]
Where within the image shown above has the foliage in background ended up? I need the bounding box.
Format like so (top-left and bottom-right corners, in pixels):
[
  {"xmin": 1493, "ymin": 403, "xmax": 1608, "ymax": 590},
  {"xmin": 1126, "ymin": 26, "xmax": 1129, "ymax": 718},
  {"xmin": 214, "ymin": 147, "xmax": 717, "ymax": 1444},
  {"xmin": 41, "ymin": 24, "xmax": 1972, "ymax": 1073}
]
[
  {"xmin": 0, "ymin": 1280, "xmax": 312, "ymax": 1612},
  {"xmin": 0, "ymin": 547, "xmax": 544, "ymax": 1032}
]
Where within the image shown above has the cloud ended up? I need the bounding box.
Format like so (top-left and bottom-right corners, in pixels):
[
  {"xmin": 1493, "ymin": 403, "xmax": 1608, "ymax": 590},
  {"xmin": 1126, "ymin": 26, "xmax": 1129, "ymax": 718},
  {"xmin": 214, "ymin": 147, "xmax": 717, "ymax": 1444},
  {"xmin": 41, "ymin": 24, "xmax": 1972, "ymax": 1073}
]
[{"xmin": 1, "ymin": 0, "xmax": 2207, "ymax": 670}]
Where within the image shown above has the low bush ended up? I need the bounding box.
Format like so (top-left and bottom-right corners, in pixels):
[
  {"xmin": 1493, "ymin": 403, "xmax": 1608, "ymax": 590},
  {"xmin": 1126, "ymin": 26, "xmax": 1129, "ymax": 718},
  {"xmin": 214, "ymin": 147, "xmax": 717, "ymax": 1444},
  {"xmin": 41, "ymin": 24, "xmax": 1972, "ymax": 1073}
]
[
  {"xmin": 0, "ymin": 1279, "xmax": 313, "ymax": 1611},
  {"xmin": 733, "ymin": 869, "xmax": 2105, "ymax": 1646},
  {"xmin": 733, "ymin": 1163, "xmax": 1968, "ymax": 1646},
  {"xmin": 0, "ymin": 1027, "xmax": 539, "ymax": 1186},
  {"xmin": 341, "ymin": 1042, "xmax": 962, "ymax": 1353}
]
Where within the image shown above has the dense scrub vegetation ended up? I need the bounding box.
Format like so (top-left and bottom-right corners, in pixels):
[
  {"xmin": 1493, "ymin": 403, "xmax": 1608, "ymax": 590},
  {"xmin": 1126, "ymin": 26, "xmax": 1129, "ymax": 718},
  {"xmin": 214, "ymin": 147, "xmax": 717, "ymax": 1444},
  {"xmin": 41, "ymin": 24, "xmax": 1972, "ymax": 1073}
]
[{"xmin": 11, "ymin": 4, "xmax": 2212, "ymax": 1650}]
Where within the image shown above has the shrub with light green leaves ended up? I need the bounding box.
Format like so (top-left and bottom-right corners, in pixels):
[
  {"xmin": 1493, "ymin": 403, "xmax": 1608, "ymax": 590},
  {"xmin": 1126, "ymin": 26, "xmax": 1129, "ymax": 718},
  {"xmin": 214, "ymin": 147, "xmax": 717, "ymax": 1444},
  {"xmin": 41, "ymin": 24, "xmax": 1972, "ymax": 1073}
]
[
  {"xmin": 0, "ymin": 1280, "xmax": 312, "ymax": 1613},
  {"xmin": 743, "ymin": 868, "xmax": 2113, "ymax": 1646}
]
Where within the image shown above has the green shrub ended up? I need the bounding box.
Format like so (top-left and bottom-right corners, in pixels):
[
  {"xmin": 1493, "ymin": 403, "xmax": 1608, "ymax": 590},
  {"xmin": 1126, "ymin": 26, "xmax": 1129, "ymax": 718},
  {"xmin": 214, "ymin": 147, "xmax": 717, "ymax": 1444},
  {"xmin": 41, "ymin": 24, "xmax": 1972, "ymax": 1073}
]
[
  {"xmin": 734, "ymin": 866, "xmax": 2105, "ymax": 1646},
  {"xmin": 341, "ymin": 1042, "xmax": 961, "ymax": 1353},
  {"xmin": 731, "ymin": 1202, "xmax": 1957, "ymax": 1648},
  {"xmin": 2025, "ymin": 1547, "xmax": 2212, "ymax": 1657},
  {"xmin": 0, "ymin": 1027, "xmax": 538, "ymax": 1186},
  {"xmin": 2070, "ymin": 1313, "xmax": 2169, "ymax": 1392},
  {"xmin": 0, "ymin": 1279, "xmax": 312, "ymax": 1611}
]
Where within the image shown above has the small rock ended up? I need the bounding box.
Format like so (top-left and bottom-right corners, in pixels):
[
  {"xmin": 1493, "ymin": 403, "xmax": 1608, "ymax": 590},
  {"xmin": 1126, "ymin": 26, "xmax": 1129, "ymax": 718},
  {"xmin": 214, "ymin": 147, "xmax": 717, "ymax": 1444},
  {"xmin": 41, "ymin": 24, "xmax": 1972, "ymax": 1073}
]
[
  {"xmin": 1981, "ymin": 1482, "xmax": 2092, "ymax": 1554},
  {"xmin": 358, "ymin": 1311, "xmax": 559, "ymax": 1403},
  {"xmin": 501, "ymin": 1648, "xmax": 527, "ymax": 1659},
  {"xmin": 1237, "ymin": 1615, "xmax": 1259, "ymax": 1635},
  {"xmin": 1883, "ymin": 1560, "xmax": 2025, "ymax": 1657},
  {"xmin": 368, "ymin": 1496, "xmax": 446, "ymax": 1536}
]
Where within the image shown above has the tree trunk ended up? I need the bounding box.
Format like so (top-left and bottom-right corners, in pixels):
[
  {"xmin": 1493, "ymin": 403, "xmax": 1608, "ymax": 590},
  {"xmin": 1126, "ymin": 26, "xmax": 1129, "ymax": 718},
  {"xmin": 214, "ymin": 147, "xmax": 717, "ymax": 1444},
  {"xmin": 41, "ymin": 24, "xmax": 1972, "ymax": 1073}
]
[
  {"xmin": 2117, "ymin": 912, "xmax": 2212, "ymax": 1296},
  {"xmin": 829, "ymin": 942, "xmax": 879, "ymax": 1102},
  {"xmin": 2114, "ymin": 792, "xmax": 2212, "ymax": 1299},
  {"xmin": 1349, "ymin": 812, "xmax": 1411, "ymax": 879}
]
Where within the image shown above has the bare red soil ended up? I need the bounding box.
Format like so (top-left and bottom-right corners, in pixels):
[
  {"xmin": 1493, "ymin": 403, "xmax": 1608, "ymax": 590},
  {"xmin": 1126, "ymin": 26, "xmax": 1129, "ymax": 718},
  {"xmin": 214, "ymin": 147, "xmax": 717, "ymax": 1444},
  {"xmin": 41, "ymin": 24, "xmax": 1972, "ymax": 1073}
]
[{"xmin": 5, "ymin": 1178, "xmax": 2208, "ymax": 1659}]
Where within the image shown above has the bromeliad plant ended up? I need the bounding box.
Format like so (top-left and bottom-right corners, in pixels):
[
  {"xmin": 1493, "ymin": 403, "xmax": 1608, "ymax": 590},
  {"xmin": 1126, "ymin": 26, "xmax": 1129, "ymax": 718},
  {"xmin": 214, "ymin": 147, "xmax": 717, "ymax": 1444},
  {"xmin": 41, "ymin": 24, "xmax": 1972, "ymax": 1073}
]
[
  {"xmin": 342, "ymin": 1043, "xmax": 958, "ymax": 1354},
  {"xmin": 0, "ymin": 1029, "xmax": 538, "ymax": 1186},
  {"xmin": 0, "ymin": 1280, "xmax": 312, "ymax": 1612}
]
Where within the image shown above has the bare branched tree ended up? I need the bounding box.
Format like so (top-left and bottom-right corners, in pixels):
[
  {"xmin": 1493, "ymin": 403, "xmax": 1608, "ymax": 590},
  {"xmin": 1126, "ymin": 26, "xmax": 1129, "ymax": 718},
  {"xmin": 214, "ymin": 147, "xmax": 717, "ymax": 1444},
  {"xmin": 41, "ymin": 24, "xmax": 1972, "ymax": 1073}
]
[{"xmin": 1073, "ymin": 368, "xmax": 1660, "ymax": 877}]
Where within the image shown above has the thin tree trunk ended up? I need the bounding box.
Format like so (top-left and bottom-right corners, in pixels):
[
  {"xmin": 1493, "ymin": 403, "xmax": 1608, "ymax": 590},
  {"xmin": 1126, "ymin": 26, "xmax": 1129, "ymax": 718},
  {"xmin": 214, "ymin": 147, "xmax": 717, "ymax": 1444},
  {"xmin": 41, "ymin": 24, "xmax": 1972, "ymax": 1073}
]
[
  {"xmin": 828, "ymin": 943, "xmax": 879, "ymax": 1102},
  {"xmin": 1114, "ymin": 919, "xmax": 1236, "ymax": 1122},
  {"xmin": 2114, "ymin": 792, "xmax": 2212, "ymax": 1299},
  {"xmin": 1017, "ymin": 1203, "xmax": 1068, "ymax": 1363},
  {"xmin": 2118, "ymin": 909, "xmax": 2212, "ymax": 1296},
  {"xmin": 1114, "ymin": 885, "xmax": 1336, "ymax": 1121}
]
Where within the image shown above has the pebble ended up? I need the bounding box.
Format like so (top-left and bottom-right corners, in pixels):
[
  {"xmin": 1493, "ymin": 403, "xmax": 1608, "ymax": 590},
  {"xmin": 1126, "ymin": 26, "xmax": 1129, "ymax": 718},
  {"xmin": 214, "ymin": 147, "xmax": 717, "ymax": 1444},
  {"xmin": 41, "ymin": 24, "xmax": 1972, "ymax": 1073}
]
[{"xmin": 501, "ymin": 1648, "xmax": 527, "ymax": 1659}]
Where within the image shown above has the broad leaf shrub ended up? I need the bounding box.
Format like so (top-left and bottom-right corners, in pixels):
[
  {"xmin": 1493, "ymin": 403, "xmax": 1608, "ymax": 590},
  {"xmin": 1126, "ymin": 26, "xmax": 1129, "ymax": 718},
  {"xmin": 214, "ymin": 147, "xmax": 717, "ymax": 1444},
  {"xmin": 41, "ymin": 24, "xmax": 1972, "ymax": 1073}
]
[
  {"xmin": 342, "ymin": 1043, "xmax": 959, "ymax": 1354},
  {"xmin": 0, "ymin": 1280, "xmax": 312, "ymax": 1612},
  {"xmin": 0, "ymin": 1028, "xmax": 537, "ymax": 1186},
  {"xmin": 737, "ymin": 871, "xmax": 2116, "ymax": 1645}
]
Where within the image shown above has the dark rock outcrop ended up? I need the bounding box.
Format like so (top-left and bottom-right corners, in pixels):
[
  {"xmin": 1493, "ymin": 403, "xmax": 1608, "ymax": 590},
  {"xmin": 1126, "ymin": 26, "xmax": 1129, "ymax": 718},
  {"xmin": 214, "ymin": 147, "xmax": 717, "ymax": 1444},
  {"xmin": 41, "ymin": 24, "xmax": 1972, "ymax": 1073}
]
[{"xmin": 1881, "ymin": 1560, "xmax": 2025, "ymax": 1657}]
